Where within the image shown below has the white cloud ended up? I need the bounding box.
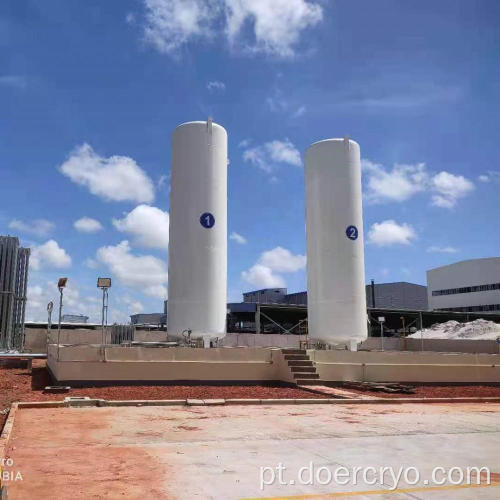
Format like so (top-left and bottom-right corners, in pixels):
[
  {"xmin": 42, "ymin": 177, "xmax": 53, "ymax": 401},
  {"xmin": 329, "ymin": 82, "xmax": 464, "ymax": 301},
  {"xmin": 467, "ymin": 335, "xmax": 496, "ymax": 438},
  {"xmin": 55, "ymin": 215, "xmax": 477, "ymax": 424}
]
[
  {"xmin": 362, "ymin": 159, "xmax": 474, "ymax": 208},
  {"xmin": 230, "ymin": 231, "xmax": 246, "ymax": 244},
  {"xmin": 243, "ymin": 139, "xmax": 301, "ymax": 173},
  {"xmin": 96, "ymin": 240, "xmax": 168, "ymax": 298},
  {"xmin": 59, "ymin": 143, "xmax": 155, "ymax": 203},
  {"xmin": 242, "ymin": 246, "xmax": 305, "ymax": 288},
  {"xmin": 238, "ymin": 138, "xmax": 251, "ymax": 148},
  {"xmin": 362, "ymin": 160, "xmax": 428, "ymax": 203},
  {"xmin": 477, "ymin": 171, "xmax": 500, "ymax": 184},
  {"xmin": 292, "ymin": 105, "xmax": 306, "ymax": 118},
  {"xmin": 431, "ymin": 171, "xmax": 475, "ymax": 209},
  {"xmin": 113, "ymin": 205, "xmax": 169, "ymax": 250},
  {"xmin": 427, "ymin": 246, "xmax": 459, "ymax": 254},
  {"xmin": 158, "ymin": 174, "xmax": 169, "ymax": 190},
  {"xmin": 8, "ymin": 219, "xmax": 55, "ymax": 237},
  {"xmin": 117, "ymin": 296, "xmax": 144, "ymax": 314},
  {"xmin": 143, "ymin": 0, "xmax": 218, "ymax": 55},
  {"xmin": 258, "ymin": 246, "xmax": 306, "ymax": 272},
  {"xmin": 125, "ymin": 12, "xmax": 136, "ymax": 24},
  {"xmin": 241, "ymin": 264, "xmax": 285, "ymax": 288},
  {"xmin": 225, "ymin": 0, "xmax": 323, "ymax": 57},
  {"xmin": 30, "ymin": 240, "xmax": 72, "ymax": 270},
  {"xmin": 266, "ymin": 92, "xmax": 288, "ymax": 113},
  {"xmin": 74, "ymin": 217, "xmax": 103, "ymax": 233},
  {"xmin": 207, "ymin": 80, "xmax": 226, "ymax": 92},
  {"xmin": 141, "ymin": 0, "xmax": 323, "ymax": 57},
  {"xmin": 84, "ymin": 258, "xmax": 99, "ymax": 269},
  {"xmin": 367, "ymin": 220, "xmax": 417, "ymax": 247}
]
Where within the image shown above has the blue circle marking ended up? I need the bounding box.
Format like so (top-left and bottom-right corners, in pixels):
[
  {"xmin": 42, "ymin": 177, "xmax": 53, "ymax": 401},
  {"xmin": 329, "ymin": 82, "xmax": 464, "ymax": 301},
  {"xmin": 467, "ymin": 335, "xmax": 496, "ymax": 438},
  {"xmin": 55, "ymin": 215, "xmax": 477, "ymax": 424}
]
[
  {"xmin": 200, "ymin": 212, "xmax": 215, "ymax": 229},
  {"xmin": 346, "ymin": 225, "xmax": 358, "ymax": 240}
]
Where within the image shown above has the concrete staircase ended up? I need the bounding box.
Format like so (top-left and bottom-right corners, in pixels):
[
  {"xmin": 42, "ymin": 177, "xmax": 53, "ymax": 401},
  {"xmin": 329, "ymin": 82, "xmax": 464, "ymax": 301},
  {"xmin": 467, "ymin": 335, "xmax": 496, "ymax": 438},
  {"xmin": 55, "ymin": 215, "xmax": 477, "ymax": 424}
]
[{"xmin": 281, "ymin": 348, "xmax": 322, "ymax": 385}]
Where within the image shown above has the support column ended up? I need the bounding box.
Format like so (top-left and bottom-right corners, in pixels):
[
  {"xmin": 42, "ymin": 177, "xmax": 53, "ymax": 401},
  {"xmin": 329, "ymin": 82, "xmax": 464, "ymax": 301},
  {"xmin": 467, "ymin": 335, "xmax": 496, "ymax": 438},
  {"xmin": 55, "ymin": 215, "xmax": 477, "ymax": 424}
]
[{"xmin": 255, "ymin": 305, "xmax": 261, "ymax": 334}]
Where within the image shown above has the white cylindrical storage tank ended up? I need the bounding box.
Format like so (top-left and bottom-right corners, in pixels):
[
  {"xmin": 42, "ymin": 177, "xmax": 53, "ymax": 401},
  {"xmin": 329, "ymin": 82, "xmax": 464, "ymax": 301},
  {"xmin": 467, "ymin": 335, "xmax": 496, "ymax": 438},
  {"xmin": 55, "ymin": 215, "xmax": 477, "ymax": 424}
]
[
  {"xmin": 305, "ymin": 138, "xmax": 367, "ymax": 346},
  {"xmin": 167, "ymin": 120, "xmax": 227, "ymax": 343}
]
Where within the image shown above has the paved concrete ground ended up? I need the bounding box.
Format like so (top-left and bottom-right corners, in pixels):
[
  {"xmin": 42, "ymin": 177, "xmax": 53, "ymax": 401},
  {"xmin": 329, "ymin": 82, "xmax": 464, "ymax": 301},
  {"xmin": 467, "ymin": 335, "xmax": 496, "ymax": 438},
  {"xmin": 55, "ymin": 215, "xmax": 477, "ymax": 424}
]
[{"xmin": 3, "ymin": 403, "xmax": 500, "ymax": 499}]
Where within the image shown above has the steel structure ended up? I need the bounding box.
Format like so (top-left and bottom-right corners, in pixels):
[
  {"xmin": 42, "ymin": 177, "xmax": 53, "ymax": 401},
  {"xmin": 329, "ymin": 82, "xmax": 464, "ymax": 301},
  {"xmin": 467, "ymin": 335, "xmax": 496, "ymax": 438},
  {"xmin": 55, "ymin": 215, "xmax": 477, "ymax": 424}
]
[{"xmin": 0, "ymin": 236, "xmax": 30, "ymax": 350}]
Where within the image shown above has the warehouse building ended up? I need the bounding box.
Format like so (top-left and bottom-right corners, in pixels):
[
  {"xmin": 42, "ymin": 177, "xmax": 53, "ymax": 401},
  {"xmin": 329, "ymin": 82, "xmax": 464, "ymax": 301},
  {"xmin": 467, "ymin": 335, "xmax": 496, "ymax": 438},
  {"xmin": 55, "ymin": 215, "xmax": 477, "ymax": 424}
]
[
  {"xmin": 427, "ymin": 257, "xmax": 500, "ymax": 313},
  {"xmin": 61, "ymin": 314, "xmax": 89, "ymax": 324},
  {"xmin": 130, "ymin": 313, "xmax": 167, "ymax": 326},
  {"xmin": 366, "ymin": 282, "xmax": 428, "ymax": 310},
  {"xmin": 242, "ymin": 282, "xmax": 427, "ymax": 310}
]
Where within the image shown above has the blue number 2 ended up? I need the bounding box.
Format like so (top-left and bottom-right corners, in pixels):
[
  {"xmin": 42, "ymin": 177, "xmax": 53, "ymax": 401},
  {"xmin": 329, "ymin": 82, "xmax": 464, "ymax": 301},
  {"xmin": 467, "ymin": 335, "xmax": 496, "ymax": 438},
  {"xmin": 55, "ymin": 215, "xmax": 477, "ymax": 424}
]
[{"xmin": 346, "ymin": 225, "xmax": 358, "ymax": 240}]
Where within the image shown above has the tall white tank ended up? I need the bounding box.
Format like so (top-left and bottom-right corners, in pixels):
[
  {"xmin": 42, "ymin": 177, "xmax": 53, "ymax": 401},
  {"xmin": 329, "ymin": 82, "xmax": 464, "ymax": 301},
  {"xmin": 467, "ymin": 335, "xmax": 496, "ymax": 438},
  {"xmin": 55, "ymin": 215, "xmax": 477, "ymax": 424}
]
[
  {"xmin": 167, "ymin": 120, "xmax": 227, "ymax": 343},
  {"xmin": 305, "ymin": 138, "xmax": 367, "ymax": 346}
]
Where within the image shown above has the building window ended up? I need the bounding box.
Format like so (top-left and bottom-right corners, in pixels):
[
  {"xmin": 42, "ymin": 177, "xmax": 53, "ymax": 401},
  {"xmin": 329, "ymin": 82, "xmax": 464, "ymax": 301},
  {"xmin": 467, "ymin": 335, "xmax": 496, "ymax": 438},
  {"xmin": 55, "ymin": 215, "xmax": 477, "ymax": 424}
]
[
  {"xmin": 432, "ymin": 282, "xmax": 500, "ymax": 296},
  {"xmin": 436, "ymin": 304, "xmax": 500, "ymax": 312}
]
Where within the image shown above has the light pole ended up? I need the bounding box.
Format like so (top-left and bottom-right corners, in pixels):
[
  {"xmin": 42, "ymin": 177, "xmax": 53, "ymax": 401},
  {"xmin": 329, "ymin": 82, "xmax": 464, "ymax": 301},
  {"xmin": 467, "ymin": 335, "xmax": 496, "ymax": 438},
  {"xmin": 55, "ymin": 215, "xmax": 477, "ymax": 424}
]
[
  {"xmin": 378, "ymin": 316, "xmax": 385, "ymax": 351},
  {"xmin": 47, "ymin": 301, "xmax": 53, "ymax": 348},
  {"xmin": 97, "ymin": 278, "xmax": 111, "ymax": 347},
  {"xmin": 57, "ymin": 278, "xmax": 68, "ymax": 360}
]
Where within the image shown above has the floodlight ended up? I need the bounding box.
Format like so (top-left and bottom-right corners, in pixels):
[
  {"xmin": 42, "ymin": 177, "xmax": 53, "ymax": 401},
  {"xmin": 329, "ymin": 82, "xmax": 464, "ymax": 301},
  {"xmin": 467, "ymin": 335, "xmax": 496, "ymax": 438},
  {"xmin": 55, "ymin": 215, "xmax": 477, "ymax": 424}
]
[
  {"xmin": 97, "ymin": 277, "xmax": 112, "ymax": 288},
  {"xmin": 57, "ymin": 277, "xmax": 68, "ymax": 288}
]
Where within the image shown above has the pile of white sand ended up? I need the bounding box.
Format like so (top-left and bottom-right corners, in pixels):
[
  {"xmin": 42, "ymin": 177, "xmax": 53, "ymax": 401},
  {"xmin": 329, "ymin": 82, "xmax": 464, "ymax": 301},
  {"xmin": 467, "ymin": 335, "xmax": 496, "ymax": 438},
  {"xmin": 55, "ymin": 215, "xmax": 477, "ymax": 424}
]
[{"xmin": 409, "ymin": 319, "xmax": 500, "ymax": 340}]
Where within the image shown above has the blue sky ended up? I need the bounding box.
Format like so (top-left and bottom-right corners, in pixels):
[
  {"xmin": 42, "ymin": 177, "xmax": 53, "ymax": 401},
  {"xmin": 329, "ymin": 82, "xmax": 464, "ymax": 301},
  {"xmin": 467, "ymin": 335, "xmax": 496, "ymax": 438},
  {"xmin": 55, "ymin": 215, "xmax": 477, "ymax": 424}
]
[{"xmin": 1, "ymin": 0, "xmax": 499, "ymax": 322}]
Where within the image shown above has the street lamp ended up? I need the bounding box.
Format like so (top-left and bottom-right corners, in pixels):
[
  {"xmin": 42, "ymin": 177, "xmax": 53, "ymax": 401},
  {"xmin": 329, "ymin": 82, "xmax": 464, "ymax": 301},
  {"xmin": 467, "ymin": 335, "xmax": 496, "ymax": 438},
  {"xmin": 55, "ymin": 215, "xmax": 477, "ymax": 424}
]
[
  {"xmin": 57, "ymin": 278, "xmax": 68, "ymax": 360},
  {"xmin": 97, "ymin": 277, "xmax": 111, "ymax": 346},
  {"xmin": 47, "ymin": 301, "xmax": 53, "ymax": 348},
  {"xmin": 378, "ymin": 316, "xmax": 385, "ymax": 351}
]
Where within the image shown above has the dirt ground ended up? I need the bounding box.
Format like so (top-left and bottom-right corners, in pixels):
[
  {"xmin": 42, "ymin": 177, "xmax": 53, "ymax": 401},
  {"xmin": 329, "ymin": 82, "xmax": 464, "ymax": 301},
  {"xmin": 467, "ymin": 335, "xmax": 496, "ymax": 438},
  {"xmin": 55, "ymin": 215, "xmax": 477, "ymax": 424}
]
[
  {"xmin": 4, "ymin": 403, "xmax": 500, "ymax": 499},
  {"xmin": 2, "ymin": 360, "xmax": 499, "ymax": 432},
  {"xmin": 337, "ymin": 384, "xmax": 500, "ymax": 399},
  {"xmin": 0, "ymin": 360, "xmax": 327, "ymax": 430}
]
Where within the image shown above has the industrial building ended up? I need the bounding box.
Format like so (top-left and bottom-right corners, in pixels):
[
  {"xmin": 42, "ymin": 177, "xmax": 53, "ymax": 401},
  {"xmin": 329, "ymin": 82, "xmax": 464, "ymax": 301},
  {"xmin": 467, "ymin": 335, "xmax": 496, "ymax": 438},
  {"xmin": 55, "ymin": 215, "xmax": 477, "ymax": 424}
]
[
  {"xmin": 0, "ymin": 236, "xmax": 30, "ymax": 350},
  {"xmin": 61, "ymin": 314, "xmax": 89, "ymax": 324},
  {"xmin": 243, "ymin": 288, "xmax": 288, "ymax": 304},
  {"xmin": 242, "ymin": 282, "xmax": 427, "ymax": 310},
  {"xmin": 130, "ymin": 313, "xmax": 166, "ymax": 326},
  {"xmin": 366, "ymin": 281, "xmax": 428, "ymax": 309},
  {"xmin": 427, "ymin": 257, "xmax": 500, "ymax": 312}
]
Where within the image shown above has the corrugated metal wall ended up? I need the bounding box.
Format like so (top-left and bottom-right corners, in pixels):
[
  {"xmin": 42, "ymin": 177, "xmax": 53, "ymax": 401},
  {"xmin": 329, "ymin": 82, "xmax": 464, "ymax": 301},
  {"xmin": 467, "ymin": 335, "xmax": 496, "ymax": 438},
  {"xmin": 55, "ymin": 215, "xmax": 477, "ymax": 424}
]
[{"xmin": 0, "ymin": 236, "xmax": 30, "ymax": 350}]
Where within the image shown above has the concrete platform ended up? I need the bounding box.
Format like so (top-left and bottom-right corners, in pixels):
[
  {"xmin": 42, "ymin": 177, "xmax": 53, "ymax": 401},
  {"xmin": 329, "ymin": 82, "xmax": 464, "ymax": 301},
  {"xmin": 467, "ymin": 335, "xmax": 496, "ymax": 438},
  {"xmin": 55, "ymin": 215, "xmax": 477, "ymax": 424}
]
[
  {"xmin": 46, "ymin": 344, "xmax": 500, "ymax": 384},
  {"xmin": 3, "ymin": 402, "xmax": 499, "ymax": 498}
]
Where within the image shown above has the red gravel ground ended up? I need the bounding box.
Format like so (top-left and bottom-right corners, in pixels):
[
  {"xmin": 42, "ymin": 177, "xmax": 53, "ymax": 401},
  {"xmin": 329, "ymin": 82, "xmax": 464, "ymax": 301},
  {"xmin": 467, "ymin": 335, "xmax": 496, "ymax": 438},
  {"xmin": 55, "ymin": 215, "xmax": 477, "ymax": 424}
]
[
  {"xmin": 2, "ymin": 361, "xmax": 499, "ymax": 431},
  {"xmin": 339, "ymin": 384, "xmax": 500, "ymax": 399},
  {"xmin": 0, "ymin": 360, "xmax": 327, "ymax": 430}
]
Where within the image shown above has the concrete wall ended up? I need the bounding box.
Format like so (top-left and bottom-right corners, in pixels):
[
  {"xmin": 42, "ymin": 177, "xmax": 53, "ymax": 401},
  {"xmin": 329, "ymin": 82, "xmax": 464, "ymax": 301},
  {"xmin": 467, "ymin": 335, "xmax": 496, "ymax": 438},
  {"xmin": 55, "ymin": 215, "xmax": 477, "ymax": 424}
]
[
  {"xmin": 47, "ymin": 344, "xmax": 500, "ymax": 384},
  {"xmin": 26, "ymin": 328, "xmax": 499, "ymax": 355},
  {"xmin": 221, "ymin": 333, "xmax": 307, "ymax": 348},
  {"xmin": 24, "ymin": 329, "xmax": 306, "ymax": 353},
  {"xmin": 360, "ymin": 337, "xmax": 500, "ymax": 354},
  {"xmin": 309, "ymin": 349, "xmax": 500, "ymax": 383},
  {"xmin": 48, "ymin": 345, "xmax": 282, "ymax": 382}
]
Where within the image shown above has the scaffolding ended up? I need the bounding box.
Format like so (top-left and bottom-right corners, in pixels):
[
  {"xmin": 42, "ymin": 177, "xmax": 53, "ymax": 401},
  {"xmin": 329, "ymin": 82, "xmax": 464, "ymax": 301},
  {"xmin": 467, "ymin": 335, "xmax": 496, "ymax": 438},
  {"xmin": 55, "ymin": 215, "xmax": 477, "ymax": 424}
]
[{"xmin": 0, "ymin": 236, "xmax": 30, "ymax": 351}]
